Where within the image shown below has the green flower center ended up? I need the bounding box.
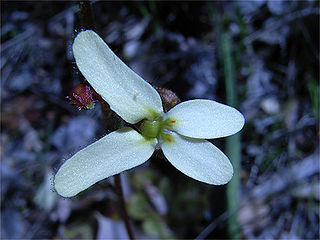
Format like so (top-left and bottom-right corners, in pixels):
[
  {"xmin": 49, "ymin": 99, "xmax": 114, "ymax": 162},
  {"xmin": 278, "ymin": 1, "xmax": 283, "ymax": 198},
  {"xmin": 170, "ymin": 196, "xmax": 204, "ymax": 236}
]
[
  {"xmin": 140, "ymin": 117, "xmax": 177, "ymax": 142},
  {"xmin": 140, "ymin": 119, "xmax": 161, "ymax": 138}
]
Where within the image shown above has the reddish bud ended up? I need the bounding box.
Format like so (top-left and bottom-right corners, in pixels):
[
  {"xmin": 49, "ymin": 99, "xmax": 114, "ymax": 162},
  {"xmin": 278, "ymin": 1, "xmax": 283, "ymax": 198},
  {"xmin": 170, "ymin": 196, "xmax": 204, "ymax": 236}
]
[
  {"xmin": 67, "ymin": 83, "xmax": 102, "ymax": 110},
  {"xmin": 156, "ymin": 87, "xmax": 180, "ymax": 112}
]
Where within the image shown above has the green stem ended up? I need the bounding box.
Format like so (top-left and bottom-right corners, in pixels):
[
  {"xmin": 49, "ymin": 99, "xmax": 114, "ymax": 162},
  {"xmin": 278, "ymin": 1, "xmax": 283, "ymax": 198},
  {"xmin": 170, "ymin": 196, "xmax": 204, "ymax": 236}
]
[{"xmin": 220, "ymin": 33, "xmax": 241, "ymax": 239}]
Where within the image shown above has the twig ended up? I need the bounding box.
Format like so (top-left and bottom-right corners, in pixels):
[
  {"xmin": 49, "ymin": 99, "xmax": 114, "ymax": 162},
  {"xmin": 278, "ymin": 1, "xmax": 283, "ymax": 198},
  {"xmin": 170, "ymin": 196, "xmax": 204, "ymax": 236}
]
[
  {"xmin": 1, "ymin": 27, "xmax": 35, "ymax": 52},
  {"xmin": 244, "ymin": 7, "xmax": 319, "ymax": 44},
  {"xmin": 78, "ymin": 1, "xmax": 135, "ymax": 239},
  {"xmin": 195, "ymin": 211, "xmax": 230, "ymax": 240}
]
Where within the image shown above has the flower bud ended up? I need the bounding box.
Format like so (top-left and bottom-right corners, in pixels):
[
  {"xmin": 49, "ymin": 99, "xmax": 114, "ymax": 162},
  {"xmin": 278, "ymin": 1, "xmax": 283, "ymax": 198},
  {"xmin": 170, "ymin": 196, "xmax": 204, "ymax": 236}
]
[
  {"xmin": 156, "ymin": 87, "xmax": 180, "ymax": 112},
  {"xmin": 67, "ymin": 83, "xmax": 101, "ymax": 110}
]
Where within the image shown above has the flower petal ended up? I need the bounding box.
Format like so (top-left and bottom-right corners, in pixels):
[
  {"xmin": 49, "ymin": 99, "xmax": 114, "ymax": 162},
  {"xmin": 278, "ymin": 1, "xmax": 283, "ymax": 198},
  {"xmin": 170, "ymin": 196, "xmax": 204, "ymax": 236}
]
[
  {"xmin": 161, "ymin": 132, "xmax": 233, "ymax": 185},
  {"xmin": 73, "ymin": 30, "xmax": 163, "ymax": 124},
  {"xmin": 166, "ymin": 99, "xmax": 245, "ymax": 139},
  {"xmin": 54, "ymin": 127, "xmax": 156, "ymax": 197}
]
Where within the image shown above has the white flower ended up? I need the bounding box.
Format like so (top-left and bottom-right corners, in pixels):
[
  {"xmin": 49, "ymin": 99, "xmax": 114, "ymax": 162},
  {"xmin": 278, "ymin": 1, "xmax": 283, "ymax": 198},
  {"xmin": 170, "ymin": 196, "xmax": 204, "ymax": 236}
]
[{"xmin": 54, "ymin": 30, "xmax": 245, "ymax": 198}]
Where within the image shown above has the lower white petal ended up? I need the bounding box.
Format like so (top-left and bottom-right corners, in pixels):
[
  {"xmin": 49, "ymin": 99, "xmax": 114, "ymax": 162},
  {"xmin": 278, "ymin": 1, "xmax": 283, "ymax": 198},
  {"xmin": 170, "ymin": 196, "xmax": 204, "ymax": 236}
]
[
  {"xmin": 166, "ymin": 99, "xmax": 245, "ymax": 139},
  {"xmin": 55, "ymin": 127, "xmax": 156, "ymax": 197},
  {"xmin": 161, "ymin": 132, "xmax": 233, "ymax": 185}
]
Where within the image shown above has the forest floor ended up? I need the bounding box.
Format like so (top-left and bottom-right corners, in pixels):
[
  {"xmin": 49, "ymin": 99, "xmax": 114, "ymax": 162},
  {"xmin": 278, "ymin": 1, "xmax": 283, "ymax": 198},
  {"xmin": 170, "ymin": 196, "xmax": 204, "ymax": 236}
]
[{"xmin": 1, "ymin": 1, "xmax": 319, "ymax": 239}]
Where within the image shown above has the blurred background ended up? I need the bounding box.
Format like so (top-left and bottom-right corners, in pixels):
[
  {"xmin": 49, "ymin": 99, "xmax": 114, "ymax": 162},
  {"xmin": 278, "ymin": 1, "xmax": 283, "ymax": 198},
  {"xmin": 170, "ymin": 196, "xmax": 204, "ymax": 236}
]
[{"xmin": 1, "ymin": 1, "xmax": 319, "ymax": 239}]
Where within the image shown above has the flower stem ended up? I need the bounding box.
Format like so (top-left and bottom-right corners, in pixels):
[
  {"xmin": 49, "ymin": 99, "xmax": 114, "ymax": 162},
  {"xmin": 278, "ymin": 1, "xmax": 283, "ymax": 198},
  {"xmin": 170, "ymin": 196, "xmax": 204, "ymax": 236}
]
[
  {"xmin": 114, "ymin": 174, "xmax": 135, "ymax": 240},
  {"xmin": 78, "ymin": 1, "xmax": 95, "ymax": 30},
  {"xmin": 78, "ymin": 1, "xmax": 135, "ymax": 239}
]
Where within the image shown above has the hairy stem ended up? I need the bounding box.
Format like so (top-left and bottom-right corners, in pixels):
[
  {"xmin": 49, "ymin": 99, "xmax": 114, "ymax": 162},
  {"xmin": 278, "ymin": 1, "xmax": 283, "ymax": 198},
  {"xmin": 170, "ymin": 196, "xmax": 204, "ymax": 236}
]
[
  {"xmin": 114, "ymin": 174, "xmax": 135, "ymax": 240},
  {"xmin": 78, "ymin": 1, "xmax": 135, "ymax": 239},
  {"xmin": 79, "ymin": 1, "xmax": 95, "ymax": 30}
]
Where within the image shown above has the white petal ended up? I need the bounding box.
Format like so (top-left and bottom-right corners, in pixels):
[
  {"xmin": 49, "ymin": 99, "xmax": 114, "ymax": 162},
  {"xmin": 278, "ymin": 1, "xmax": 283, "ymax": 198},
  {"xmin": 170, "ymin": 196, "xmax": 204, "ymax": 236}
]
[
  {"xmin": 166, "ymin": 99, "xmax": 245, "ymax": 139},
  {"xmin": 54, "ymin": 127, "xmax": 156, "ymax": 197},
  {"xmin": 161, "ymin": 132, "xmax": 233, "ymax": 185},
  {"xmin": 72, "ymin": 30, "xmax": 163, "ymax": 124}
]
